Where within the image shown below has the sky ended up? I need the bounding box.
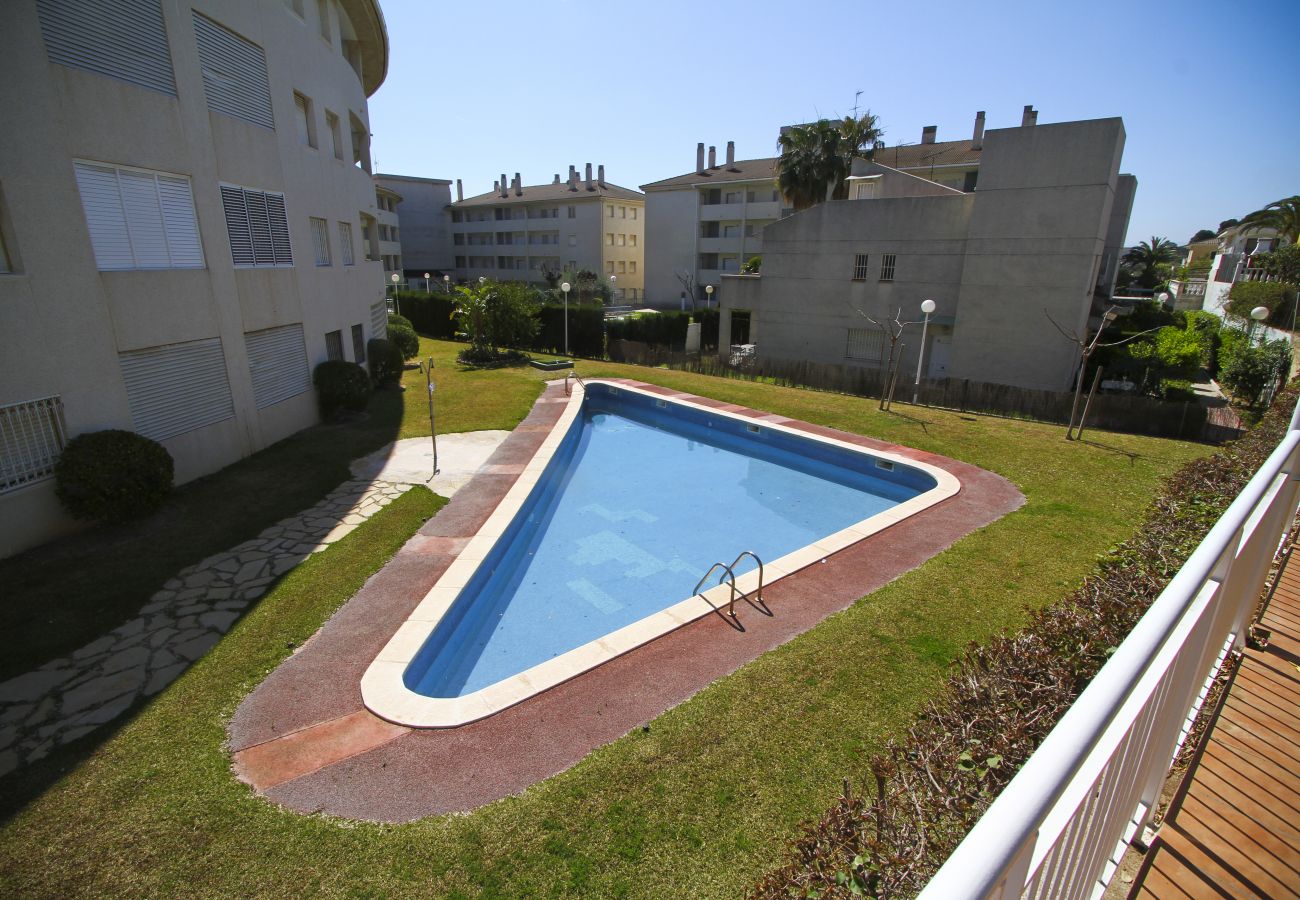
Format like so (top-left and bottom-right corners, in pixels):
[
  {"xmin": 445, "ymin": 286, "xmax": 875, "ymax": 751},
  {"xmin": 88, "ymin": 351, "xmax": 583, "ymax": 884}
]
[{"xmin": 367, "ymin": 0, "xmax": 1299, "ymax": 247}]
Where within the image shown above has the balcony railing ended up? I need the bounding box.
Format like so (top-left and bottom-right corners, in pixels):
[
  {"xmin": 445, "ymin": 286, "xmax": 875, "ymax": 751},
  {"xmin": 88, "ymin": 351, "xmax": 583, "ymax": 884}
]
[{"xmin": 920, "ymin": 397, "xmax": 1300, "ymax": 899}]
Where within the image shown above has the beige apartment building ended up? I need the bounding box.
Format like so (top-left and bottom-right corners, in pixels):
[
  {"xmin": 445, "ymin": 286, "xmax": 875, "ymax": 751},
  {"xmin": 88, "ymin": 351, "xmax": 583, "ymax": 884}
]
[
  {"xmin": 0, "ymin": 0, "xmax": 390, "ymax": 558},
  {"xmin": 449, "ymin": 165, "xmax": 646, "ymax": 301}
]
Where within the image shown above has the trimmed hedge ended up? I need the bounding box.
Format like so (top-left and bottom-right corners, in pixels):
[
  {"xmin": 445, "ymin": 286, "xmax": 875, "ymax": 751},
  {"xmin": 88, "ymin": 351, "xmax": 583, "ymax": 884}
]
[
  {"xmin": 367, "ymin": 337, "xmax": 403, "ymax": 387},
  {"xmin": 312, "ymin": 360, "xmax": 372, "ymax": 418},
  {"xmin": 607, "ymin": 308, "xmax": 719, "ymax": 350},
  {"xmin": 751, "ymin": 383, "xmax": 1299, "ymax": 897},
  {"xmin": 392, "ymin": 291, "xmax": 457, "ymax": 339},
  {"xmin": 386, "ymin": 321, "xmax": 420, "ymax": 360},
  {"xmin": 54, "ymin": 429, "xmax": 174, "ymax": 523}
]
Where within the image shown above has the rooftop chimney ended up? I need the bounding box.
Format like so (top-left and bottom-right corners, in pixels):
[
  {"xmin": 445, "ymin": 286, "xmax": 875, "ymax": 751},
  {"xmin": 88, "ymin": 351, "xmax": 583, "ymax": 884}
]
[
  {"xmin": 456, "ymin": 179, "xmax": 463, "ymax": 202},
  {"xmin": 921, "ymin": 125, "xmax": 937, "ymax": 145},
  {"xmin": 499, "ymin": 173, "xmax": 508, "ymax": 198},
  {"xmin": 493, "ymin": 180, "xmax": 499, "ymax": 193},
  {"xmin": 1021, "ymin": 105, "xmax": 1037, "ymax": 127},
  {"xmin": 568, "ymin": 165, "xmax": 578, "ymax": 191},
  {"xmin": 553, "ymin": 173, "xmax": 560, "ymax": 184},
  {"xmin": 725, "ymin": 141, "xmax": 736, "ymax": 169},
  {"xmin": 584, "ymin": 162, "xmax": 593, "ymax": 190},
  {"xmin": 708, "ymin": 145, "xmax": 717, "ymax": 169},
  {"xmin": 972, "ymin": 111, "xmax": 986, "ymax": 150},
  {"xmin": 513, "ymin": 172, "xmax": 522, "ymax": 196},
  {"xmin": 696, "ymin": 142, "xmax": 705, "ymax": 173},
  {"xmin": 597, "ymin": 164, "xmax": 605, "ymax": 187}
]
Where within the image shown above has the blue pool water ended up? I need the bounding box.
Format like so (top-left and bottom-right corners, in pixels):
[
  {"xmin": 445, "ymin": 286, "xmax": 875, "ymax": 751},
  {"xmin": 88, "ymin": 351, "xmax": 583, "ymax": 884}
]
[{"xmin": 403, "ymin": 385, "xmax": 936, "ymax": 698}]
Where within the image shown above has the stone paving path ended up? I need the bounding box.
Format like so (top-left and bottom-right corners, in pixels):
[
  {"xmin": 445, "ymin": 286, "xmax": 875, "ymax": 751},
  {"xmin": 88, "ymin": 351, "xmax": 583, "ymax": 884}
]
[{"xmin": 0, "ymin": 432, "xmax": 508, "ymax": 778}]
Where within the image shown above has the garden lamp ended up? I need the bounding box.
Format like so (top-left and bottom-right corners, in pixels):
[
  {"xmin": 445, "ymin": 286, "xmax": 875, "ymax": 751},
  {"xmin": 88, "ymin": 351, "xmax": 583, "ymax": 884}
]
[
  {"xmin": 913, "ymin": 298, "xmax": 937, "ymax": 404},
  {"xmin": 561, "ymin": 282, "xmax": 571, "ymax": 356}
]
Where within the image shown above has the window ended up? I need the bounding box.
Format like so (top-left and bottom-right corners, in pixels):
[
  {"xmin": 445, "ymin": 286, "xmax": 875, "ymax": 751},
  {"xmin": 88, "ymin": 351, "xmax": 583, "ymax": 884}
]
[
  {"xmin": 36, "ymin": 0, "xmax": 177, "ymax": 96},
  {"xmin": 567, "ymin": 235, "xmax": 577, "ymax": 247},
  {"xmin": 220, "ymin": 184, "xmax": 292, "ymax": 267},
  {"xmin": 349, "ymin": 112, "xmax": 370, "ymax": 172},
  {"xmin": 310, "ymin": 217, "xmax": 331, "ymax": 265},
  {"xmin": 338, "ymin": 221, "xmax": 354, "ymax": 265},
  {"xmin": 74, "ymin": 162, "xmax": 204, "ymax": 270},
  {"xmin": 0, "ymin": 396, "xmax": 66, "ymax": 493},
  {"xmin": 854, "ymin": 181, "xmax": 878, "ymax": 200},
  {"xmin": 453, "ymin": 233, "xmax": 464, "ymax": 245},
  {"xmin": 747, "ymin": 191, "xmax": 756, "ymax": 203},
  {"xmin": 617, "ymin": 261, "xmax": 626, "ymax": 274},
  {"xmin": 455, "ymin": 255, "xmax": 466, "ymax": 268},
  {"xmin": 244, "ymin": 324, "xmax": 310, "ymax": 409},
  {"xmin": 605, "ymin": 261, "xmax": 614, "ymax": 274},
  {"xmin": 316, "ymin": 0, "xmax": 331, "ymax": 42},
  {"xmin": 568, "ymin": 206, "xmax": 576, "ymax": 219},
  {"xmin": 607, "ymin": 205, "xmax": 614, "ymax": 217},
  {"xmin": 567, "ymin": 259, "xmax": 577, "ymax": 269},
  {"xmin": 629, "ymin": 235, "xmax": 637, "ymax": 247},
  {"xmin": 880, "ymin": 254, "xmax": 896, "ymax": 281},
  {"xmin": 324, "ymin": 329, "xmax": 344, "ymax": 361},
  {"xmin": 629, "ymin": 261, "xmax": 637, "ymax": 274},
  {"xmin": 351, "ymin": 324, "xmax": 365, "ymax": 363},
  {"xmin": 118, "ymin": 338, "xmax": 235, "ymax": 440},
  {"xmin": 606, "ymin": 233, "xmax": 614, "ymax": 246},
  {"xmin": 620, "ymin": 206, "xmax": 627, "ymax": 218},
  {"xmin": 845, "ymin": 328, "xmax": 884, "ymax": 363},
  {"xmin": 631, "ymin": 208, "xmax": 638, "ymax": 220},
  {"xmin": 852, "ymin": 254, "xmax": 869, "ymax": 281},
  {"xmin": 725, "ymin": 191, "xmax": 742, "ymax": 204},
  {"xmin": 325, "ymin": 110, "xmax": 342, "ymax": 159},
  {"xmin": 722, "ymin": 225, "xmax": 739, "ymax": 238},
  {"xmin": 294, "ymin": 93, "xmax": 316, "ymax": 148},
  {"xmin": 193, "ymin": 12, "xmax": 274, "ymax": 129},
  {"xmin": 617, "ymin": 234, "xmax": 626, "ymax": 246},
  {"xmin": 721, "ymin": 257, "xmax": 738, "ymax": 272}
]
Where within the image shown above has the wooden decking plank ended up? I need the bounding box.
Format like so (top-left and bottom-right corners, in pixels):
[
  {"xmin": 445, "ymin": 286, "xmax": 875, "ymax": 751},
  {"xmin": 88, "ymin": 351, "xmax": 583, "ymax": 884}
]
[
  {"xmin": 1203, "ymin": 740, "xmax": 1300, "ymax": 816},
  {"xmin": 1227, "ymin": 674, "xmax": 1300, "ymax": 731},
  {"xmin": 1217, "ymin": 701, "xmax": 1300, "ymax": 761},
  {"xmin": 1186, "ymin": 773, "xmax": 1300, "ymax": 865},
  {"xmin": 1221, "ymin": 691, "xmax": 1300, "ymax": 746},
  {"xmin": 1129, "ymin": 853, "xmax": 1204, "ymax": 899},
  {"xmin": 1159, "ymin": 823, "xmax": 1293, "ymax": 898}
]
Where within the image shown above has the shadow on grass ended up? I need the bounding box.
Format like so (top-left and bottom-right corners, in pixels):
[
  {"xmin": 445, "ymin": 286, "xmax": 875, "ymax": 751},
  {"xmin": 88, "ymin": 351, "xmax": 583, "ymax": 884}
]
[{"xmin": 1079, "ymin": 437, "xmax": 1147, "ymax": 464}]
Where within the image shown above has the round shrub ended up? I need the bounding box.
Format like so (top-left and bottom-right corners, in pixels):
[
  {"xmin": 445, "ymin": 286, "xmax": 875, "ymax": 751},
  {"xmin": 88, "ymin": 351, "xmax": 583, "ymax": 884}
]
[
  {"xmin": 313, "ymin": 360, "xmax": 373, "ymax": 418},
  {"xmin": 387, "ymin": 313, "xmax": 414, "ymax": 331},
  {"xmin": 367, "ymin": 337, "xmax": 403, "ymax": 387},
  {"xmin": 55, "ymin": 429, "xmax": 174, "ymax": 524},
  {"xmin": 386, "ymin": 321, "xmax": 419, "ymax": 360}
]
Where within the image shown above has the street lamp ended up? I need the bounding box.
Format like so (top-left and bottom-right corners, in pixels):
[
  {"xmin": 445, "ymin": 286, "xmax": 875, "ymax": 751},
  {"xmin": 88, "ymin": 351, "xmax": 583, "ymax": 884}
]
[
  {"xmin": 424, "ymin": 272, "xmax": 432, "ymax": 293},
  {"xmin": 912, "ymin": 298, "xmax": 937, "ymax": 404},
  {"xmin": 705, "ymin": 284, "xmax": 714, "ymax": 309},
  {"xmin": 389, "ymin": 272, "xmax": 400, "ymax": 315},
  {"xmin": 1156, "ymin": 291, "xmax": 1171, "ymax": 309},
  {"xmin": 561, "ymin": 281, "xmax": 571, "ymax": 356},
  {"xmin": 1250, "ymin": 305, "xmax": 1269, "ymax": 345},
  {"xmin": 443, "ymin": 274, "xmax": 450, "ymax": 293},
  {"xmin": 609, "ymin": 275, "xmax": 616, "ymax": 307}
]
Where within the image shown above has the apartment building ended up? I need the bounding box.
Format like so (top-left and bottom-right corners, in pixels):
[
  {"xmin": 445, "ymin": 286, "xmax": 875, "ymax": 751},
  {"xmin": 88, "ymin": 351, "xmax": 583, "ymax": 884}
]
[
  {"xmin": 448, "ymin": 164, "xmax": 646, "ymax": 301},
  {"xmin": 374, "ymin": 181, "xmax": 403, "ymax": 283},
  {"xmin": 1173, "ymin": 224, "xmax": 1286, "ymax": 317},
  {"xmin": 374, "ymin": 173, "xmax": 454, "ymax": 282},
  {"xmin": 0, "ymin": 0, "xmax": 390, "ymax": 557},
  {"xmin": 641, "ymin": 110, "xmax": 1036, "ymax": 309},
  {"xmin": 716, "ymin": 115, "xmax": 1137, "ymax": 393}
]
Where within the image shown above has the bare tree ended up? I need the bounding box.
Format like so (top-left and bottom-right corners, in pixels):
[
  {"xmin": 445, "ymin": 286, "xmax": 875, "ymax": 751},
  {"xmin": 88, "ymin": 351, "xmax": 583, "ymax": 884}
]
[
  {"xmin": 675, "ymin": 270, "xmax": 697, "ymax": 312},
  {"xmin": 1045, "ymin": 306, "xmax": 1162, "ymax": 439},
  {"xmin": 850, "ymin": 305, "xmax": 924, "ymax": 410}
]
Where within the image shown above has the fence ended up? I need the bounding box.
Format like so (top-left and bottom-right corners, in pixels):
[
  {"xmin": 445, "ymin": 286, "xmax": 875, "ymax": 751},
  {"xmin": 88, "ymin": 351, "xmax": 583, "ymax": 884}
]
[{"xmin": 918, "ymin": 396, "xmax": 1300, "ymax": 899}]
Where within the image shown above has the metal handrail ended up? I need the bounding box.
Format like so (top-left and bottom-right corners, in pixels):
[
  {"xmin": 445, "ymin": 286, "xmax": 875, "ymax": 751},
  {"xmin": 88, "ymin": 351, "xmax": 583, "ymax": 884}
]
[
  {"xmin": 728, "ymin": 551, "xmax": 765, "ymax": 607},
  {"xmin": 693, "ymin": 561, "xmax": 738, "ymax": 616},
  {"xmin": 564, "ymin": 371, "xmax": 586, "ymax": 396}
]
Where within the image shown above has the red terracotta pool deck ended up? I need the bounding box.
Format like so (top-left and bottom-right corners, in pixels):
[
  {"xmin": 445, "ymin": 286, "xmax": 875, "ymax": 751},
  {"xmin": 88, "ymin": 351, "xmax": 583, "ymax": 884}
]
[{"xmin": 229, "ymin": 379, "xmax": 1024, "ymax": 822}]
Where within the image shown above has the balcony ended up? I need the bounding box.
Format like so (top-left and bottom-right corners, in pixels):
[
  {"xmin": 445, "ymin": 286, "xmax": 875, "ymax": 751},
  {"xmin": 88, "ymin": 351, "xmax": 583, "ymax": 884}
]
[
  {"xmin": 699, "ymin": 202, "xmax": 745, "ymax": 221},
  {"xmin": 698, "ymin": 236, "xmax": 744, "ymax": 254}
]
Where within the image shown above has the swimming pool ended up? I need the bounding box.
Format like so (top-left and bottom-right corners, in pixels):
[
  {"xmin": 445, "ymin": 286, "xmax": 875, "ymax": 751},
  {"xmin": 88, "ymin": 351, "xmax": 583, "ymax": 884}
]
[{"xmin": 363, "ymin": 381, "xmax": 960, "ymax": 727}]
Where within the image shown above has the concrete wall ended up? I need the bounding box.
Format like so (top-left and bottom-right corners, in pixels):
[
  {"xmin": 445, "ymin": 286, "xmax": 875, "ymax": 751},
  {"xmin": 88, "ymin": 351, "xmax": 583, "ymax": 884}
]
[
  {"xmin": 376, "ymin": 174, "xmax": 453, "ymax": 274},
  {"xmin": 0, "ymin": 0, "xmax": 387, "ymax": 558},
  {"xmin": 644, "ymin": 188, "xmax": 699, "ymax": 309}
]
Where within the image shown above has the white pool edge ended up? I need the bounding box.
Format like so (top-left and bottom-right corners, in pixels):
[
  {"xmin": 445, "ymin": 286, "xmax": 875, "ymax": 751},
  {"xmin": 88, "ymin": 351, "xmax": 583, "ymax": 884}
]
[{"xmin": 361, "ymin": 380, "xmax": 961, "ymax": 728}]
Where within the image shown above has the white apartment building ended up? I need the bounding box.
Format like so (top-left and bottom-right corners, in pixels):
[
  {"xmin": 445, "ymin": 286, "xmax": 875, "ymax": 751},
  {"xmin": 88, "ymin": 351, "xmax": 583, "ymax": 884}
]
[
  {"xmin": 0, "ymin": 0, "xmax": 390, "ymax": 558},
  {"xmin": 374, "ymin": 181, "xmax": 403, "ymax": 284},
  {"xmin": 641, "ymin": 110, "xmax": 1036, "ymax": 309},
  {"xmin": 449, "ymin": 164, "xmax": 646, "ymax": 300},
  {"xmin": 1172, "ymin": 224, "xmax": 1286, "ymax": 318},
  {"xmin": 374, "ymin": 173, "xmax": 454, "ymax": 283}
]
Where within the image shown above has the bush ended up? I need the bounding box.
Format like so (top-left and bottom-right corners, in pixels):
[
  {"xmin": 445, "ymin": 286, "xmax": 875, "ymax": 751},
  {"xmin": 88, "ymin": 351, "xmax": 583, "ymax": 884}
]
[
  {"xmin": 488, "ymin": 280, "xmax": 543, "ymax": 350},
  {"xmin": 1219, "ymin": 338, "xmax": 1291, "ymax": 406},
  {"xmin": 393, "ymin": 291, "xmax": 458, "ymax": 339},
  {"xmin": 386, "ymin": 322, "xmax": 420, "ymax": 360},
  {"xmin": 312, "ymin": 360, "xmax": 372, "ymax": 418},
  {"xmin": 1158, "ymin": 378, "xmax": 1196, "ymax": 402},
  {"xmin": 1226, "ymin": 280, "xmax": 1296, "ymax": 326},
  {"xmin": 55, "ymin": 429, "xmax": 174, "ymax": 523},
  {"xmin": 387, "ymin": 313, "xmax": 413, "ymax": 331},
  {"xmin": 367, "ymin": 337, "xmax": 403, "ymax": 387}
]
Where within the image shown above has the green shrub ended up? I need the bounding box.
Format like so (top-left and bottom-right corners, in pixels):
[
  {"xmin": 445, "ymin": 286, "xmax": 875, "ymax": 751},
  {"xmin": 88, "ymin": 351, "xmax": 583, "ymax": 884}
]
[
  {"xmin": 1226, "ymin": 280, "xmax": 1296, "ymax": 325},
  {"xmin": 367, "ymin": 338, "xmax": 403, "ymax": 387},
  {"xmin": 386, "ymin": 322, "xmax": 420, "ymax": 360},
  {"xmin": 1219, "ymin": 338, "xmax": 1291, "ymax": 406},
  {"xmin": 387, "ymin": 313, "xmax": 413, "ymax": 331},
  {"xmin": 393, "ymin": 291, "xmax": 458, "ymax": 339},
  {"xmin": 488, "ymin": 280, "xmax": 543, "ymax": 350},
  {"xmin": 1158, "ymin": 378, "xmax": 1196, "ymax": 402},
  {"xmin": 54, "ymin": 429, "xmax": 174, "ymax": 523},
  {"xmin": 312, "ymin": 360, "xmax": 372, "ymax": 417},
  {"xmin": 1153, "ymin": 326, "xmax": 1203, "ymax": 380}
]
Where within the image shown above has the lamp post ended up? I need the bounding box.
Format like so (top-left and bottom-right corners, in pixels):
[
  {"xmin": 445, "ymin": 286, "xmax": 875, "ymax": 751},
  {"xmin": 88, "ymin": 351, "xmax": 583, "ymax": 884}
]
[
  {"xmin": 609, "ymin": 275, "xmax": 616, "ymax": 308},
  {"xmin": 1250, "ymin": 305, "xmax": 1269, "ymax": 346},
  {"xmin": 443, "ymin": 274, "xmax": 450, "ymax": 294},
  {"xmin": 705, "ymin": 284, "xmax": 714, "ymax": 309},
  {"xmin": 912, "ymin": 298, "xmax": 937, "ymax": 404},
  {"xmin": 561, "ymin": 281, "xmax": 571, "ymax": 356},
  {"xmin": 1156, "ymin": 290, "xmax": 1171, "ymax": 310},
  {"xmin": 424, "ymin": 272, "xmax": 432, "ymax": 293},
  {"xmin": 389, "ymin": 272, "xmax": 400, "ymax": 316}
]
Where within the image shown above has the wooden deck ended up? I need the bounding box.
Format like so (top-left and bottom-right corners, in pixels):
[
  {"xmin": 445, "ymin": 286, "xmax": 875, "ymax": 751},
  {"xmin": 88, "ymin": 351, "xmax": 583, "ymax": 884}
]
[{"xmin": 1130, "ymin": 549, "xmax": 1300, "ymax": 898}]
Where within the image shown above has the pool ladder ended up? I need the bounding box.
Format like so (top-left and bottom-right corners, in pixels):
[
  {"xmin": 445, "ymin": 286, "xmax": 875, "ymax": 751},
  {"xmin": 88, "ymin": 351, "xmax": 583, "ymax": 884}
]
[
  {"xmin": 693, "ymin": 551, "xmax": 769, "ymax": 628},
  {"xmin": 564, "ymin": 371, "xmax": 586, "ymax": 396}
]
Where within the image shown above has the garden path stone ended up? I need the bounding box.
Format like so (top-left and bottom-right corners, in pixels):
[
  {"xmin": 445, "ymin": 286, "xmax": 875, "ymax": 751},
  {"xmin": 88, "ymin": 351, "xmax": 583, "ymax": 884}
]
[{"xmin": 0, "ymin": 432, "xmax": 507, "ymax": 777}]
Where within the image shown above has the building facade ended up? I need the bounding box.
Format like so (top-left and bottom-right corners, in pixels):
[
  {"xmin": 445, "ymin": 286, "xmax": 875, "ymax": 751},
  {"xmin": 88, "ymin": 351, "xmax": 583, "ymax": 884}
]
[
  {"xmin": 373, "ymin": 173, "xmax": 454, "ymax": 284},
  {"xmin": 0, "ymin": 0, "xmax": 390, "ymax": 558},
  {"xmin": 374, "ymin": 181, "xmax": 403, "ymax": 284},
  {"xmin": 716, "ymin": 116, "xmax": 1136, "ymax": 393},
  {"xmin": 448, "ymin": 165, "xmax": 645, "ymax": 301}
]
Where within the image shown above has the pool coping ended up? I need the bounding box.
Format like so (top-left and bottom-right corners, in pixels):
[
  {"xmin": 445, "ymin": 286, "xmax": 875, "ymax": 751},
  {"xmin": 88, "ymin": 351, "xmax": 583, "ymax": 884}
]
[
  {"xmin": 361, "ymin": 380, "xmax": 961, "ymax": 728},
  {"xmin": 228, "ymin": 378, "xmax": 1025, "ymax": 822}
]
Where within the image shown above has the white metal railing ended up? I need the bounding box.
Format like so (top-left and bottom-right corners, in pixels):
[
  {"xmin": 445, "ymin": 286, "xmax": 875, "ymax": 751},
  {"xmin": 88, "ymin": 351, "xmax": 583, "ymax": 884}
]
[
  {"xmin": 920, "ymin": 396, "xmax": 1300, "ymax": 900},
  {"xmin": 0, "ymin": 395, "xmax": 68, "ymax": 493}
]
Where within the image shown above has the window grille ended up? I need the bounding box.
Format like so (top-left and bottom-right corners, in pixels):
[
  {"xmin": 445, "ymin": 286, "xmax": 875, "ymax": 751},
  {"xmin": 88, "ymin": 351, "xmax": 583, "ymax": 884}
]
[
  {"xmin": 0, "ymin": 396, "xmax": 67, "ymax": 493},
  {"xmin": 220, "ymin": 185, "xmax": 292, "ymax": 267},
  {"xmin": 845, "ymin": 328, "xmax": 884, "ymax": 363},
  {"xmin": 351, "ymin": 324, "xmax": 365, "ymax": 363},
  {"xmin": 324, "ymin": 330, "xmax": 344, "ymax": 361},
  {"xmin": 74, "ymin": 162, "xmax": 204, "ymax": 270},
  {"xmin": 880, "ymin": 254, "xmax": 896, "ymax": 282},
  {"xmin": 310, "ymin": 217, "xmax": 331, "ymax": 265},
  {"xmin": 338, "ymin": 221, "xmax": 354, "ymax": 265},
  {"xmin": 852, "ymin": 254, "xmax": 869, "ymax": 281}
]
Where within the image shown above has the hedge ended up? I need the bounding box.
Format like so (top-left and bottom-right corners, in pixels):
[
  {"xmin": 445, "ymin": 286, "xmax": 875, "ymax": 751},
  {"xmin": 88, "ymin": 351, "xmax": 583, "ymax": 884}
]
[
  {"xmin": 751, "ymin": 383, "xmax": 1299, "ymax": 897},
  {"xmin": 392, "ymin": 291, "xmax": 457, "ymax": 339},
  {"xmin": 54, "ymin": 430, "xmax": 174, "ymax": 523},
  {"xmin": 607, "ymin": 309, "xmax": 719, "ymax": 350}
]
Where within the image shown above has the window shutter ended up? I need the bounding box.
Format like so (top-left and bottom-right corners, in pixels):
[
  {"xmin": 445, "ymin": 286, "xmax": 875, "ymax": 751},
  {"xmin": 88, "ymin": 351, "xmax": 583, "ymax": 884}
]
[
  {"xmin": 118, "ymin": 169, "xmax": 169, "ymax": 268},
  {"xmin": 220, "ymin": 185, "xmax": 291, "ymax": 267},
  {"xmin": 267, "ymin": 194, "xmax": 292, "ymax": 264},
  {"xmin": 244, "ymin": 190, "xmax": 273, "ymax": 266},
  {"xmin": 36, "ymin": 0, "xmax": 176, "ymax": 96},
  {"xmin": 244, "ymin": 324, "xmax": 310, "ymax": 409},
  {"xmin": 75, "ymin": 162, "xmax": 203, "ymax": 270},
  {"xmin": 74, "ymin": 162, "xmax": 133, "ymax": 270},
  {"xmin": 220, "ymin": 185, "xmax": 254, "ymax": 266},
  {"xmin": 118, "ymin": 338, "xmax": 235, "ymax": 441},
  {"xmin": 157, "ymin": 176, "xmax": 204, "ymax": 267},
  {"xmin": 310, "ymin": 217, "xmax": 331, "ymax": 265},
  {"xmin": 192, "ymin": 12, "xmax": 274, "ymax": 130},
  {"xmin": 370, "ymin": 301, "xmax": 386, "ymax": 339}
]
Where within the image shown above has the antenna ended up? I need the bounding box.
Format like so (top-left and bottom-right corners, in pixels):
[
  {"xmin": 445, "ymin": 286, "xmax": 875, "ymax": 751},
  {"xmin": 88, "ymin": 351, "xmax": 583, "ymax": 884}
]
[{"xmin": 852, "ymin": 89, "xmax": 863, "ymax": 119}]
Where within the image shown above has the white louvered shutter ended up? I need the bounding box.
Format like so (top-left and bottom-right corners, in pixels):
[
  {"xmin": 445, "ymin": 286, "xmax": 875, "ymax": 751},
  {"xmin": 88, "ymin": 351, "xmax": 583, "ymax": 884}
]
[
  {"xmin": 118, "ymin": 170, "xmax": 169, "ymax": 268},
  {"xmin": 192, "ymin": 12, "xmax": 274, "ymax": 130},
  {"xmin": 36, "ymin": 0, "xmax": 177, "ymax": 96},
  {"xmin": 118, "ymin": 338, "xmax": 235, "ymax": 441},
  {"xmin": 75, "ymin": 162, "xmax": 203, "ymax": 270},
  {"xmin": 370, "ymin": 301, "xmax": 386, "ymax": 339},
  {"xmin": 74, "ymin": 163, "xmax": 133, "ymax": 270},
  {"xmin": 157, "ymin": 176, "xmax": 204, "ymax": 267},
  {"xmin": 245, "ymin": 325, "xmax": 311, "ymax": 409}
]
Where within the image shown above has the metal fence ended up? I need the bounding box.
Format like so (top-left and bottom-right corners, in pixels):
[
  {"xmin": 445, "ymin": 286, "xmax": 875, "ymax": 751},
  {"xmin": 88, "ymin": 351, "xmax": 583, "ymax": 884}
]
[{"xmin": 918, "ymin": 397, "xmax": 1300, "ymax": 899}]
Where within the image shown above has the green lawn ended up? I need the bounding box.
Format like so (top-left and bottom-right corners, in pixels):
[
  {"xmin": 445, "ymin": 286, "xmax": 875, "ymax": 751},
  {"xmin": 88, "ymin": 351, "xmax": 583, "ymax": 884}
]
[{"xmin": 0, "ymin": 340, "xmax": 1212, "ymax": 898}]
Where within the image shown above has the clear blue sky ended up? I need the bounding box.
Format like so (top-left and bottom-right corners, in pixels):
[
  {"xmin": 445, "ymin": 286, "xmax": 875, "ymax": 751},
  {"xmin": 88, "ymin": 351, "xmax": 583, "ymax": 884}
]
[{"xmin": 368, "ymin": 0, "xmax": 1299, "ymax": 247}]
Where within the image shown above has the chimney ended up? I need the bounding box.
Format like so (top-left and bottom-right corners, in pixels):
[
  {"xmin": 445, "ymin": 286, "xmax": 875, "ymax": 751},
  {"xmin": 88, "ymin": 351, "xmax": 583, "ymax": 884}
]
[
  {"xmin": 553, "ymin": 173, "xmax": 560, "ymax": 184},
  {"xmin": 456, "ymin": 179, "xmax": 463, "ymax": 202},
  {"xmin": 1021, "ymin": 105, "xmax": 1037, "ymax": 127},
  {"xmin": 493, "ymin": 180, "xmax": 499, "ymax": 193},
  {"xmin": 921, "ymin": 125, "xmax": 937, "ymax": 145},
  {"xmin": 513, "ymin": 172, "xmax": 522, "ymax": 196},
  {"xmin": 707, "ymin": 145, "xmax": 717, "ymax": 168},
  {"xmin": 696, "ymin": 142, "xmax": 705, "ymax": 173},
  {"xmin": 568, "ymin": 165, "xmax": 577, "ymax": 191},
  {"xmin": 597, "ymin": 164, "xmax": 605, "ymax": 187},
  {"xmin": 584, "ymin": 162, "xmax": 593, "ymax": 190},
  {"xmin": 499, "ymin": 173, "xmax": 507, "ymax": 198},
  {"xmin": 725, "ymin": 141, "xmax": 735, "ymax": 169},
  {"xmin": 972, "ymin": 111, "xmax": 986, "ymax": 150}
]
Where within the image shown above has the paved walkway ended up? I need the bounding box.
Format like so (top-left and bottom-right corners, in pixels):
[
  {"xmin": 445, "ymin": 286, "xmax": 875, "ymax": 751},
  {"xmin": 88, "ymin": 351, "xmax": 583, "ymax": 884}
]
[{"xmin": 0, "ymin": 432, "xmax": 508, "ymax": 778}]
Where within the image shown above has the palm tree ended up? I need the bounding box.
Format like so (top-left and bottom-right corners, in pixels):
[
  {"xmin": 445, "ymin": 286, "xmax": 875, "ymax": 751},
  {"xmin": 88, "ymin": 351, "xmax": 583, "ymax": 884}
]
[
  {"xmin": 1122, "ymin": 236, "xmax": 1180, "ymax": 289},
  {"xmin": 1238, "ymin": 196, "xmax": 1300, "ymax": 245},
  {"xmin": 776, "ymin": 112, "xmax": 883, "ymax": 211}
]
